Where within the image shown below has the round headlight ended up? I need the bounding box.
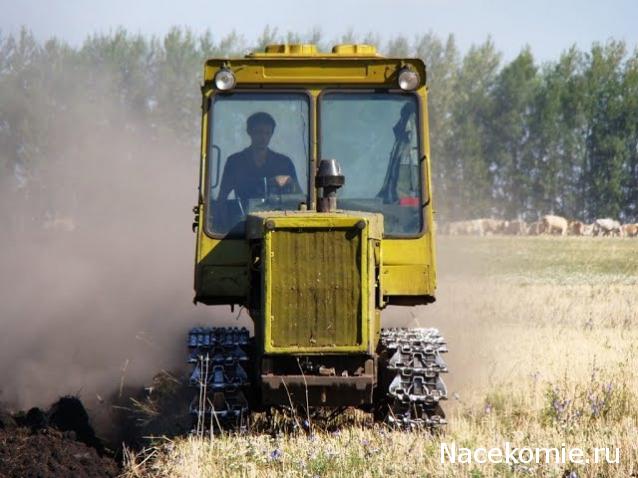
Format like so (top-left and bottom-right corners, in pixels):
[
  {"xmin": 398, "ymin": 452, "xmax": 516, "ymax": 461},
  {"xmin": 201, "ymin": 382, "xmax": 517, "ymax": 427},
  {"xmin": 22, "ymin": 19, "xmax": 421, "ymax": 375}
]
[
  {"xmin": 214, "ymin": 69, "xmax": 236, "ymax": 90},
  {"xmin": 398, "ymin": 68, "xmax": 419, "ymax": 91}
]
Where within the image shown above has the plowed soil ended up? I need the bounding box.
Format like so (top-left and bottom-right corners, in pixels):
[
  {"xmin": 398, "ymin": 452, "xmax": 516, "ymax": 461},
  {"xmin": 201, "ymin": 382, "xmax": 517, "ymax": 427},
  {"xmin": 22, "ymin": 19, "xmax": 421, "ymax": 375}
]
[{"xmin": 0, "ymin": 397, "xmax": 119, "ymax": 478}]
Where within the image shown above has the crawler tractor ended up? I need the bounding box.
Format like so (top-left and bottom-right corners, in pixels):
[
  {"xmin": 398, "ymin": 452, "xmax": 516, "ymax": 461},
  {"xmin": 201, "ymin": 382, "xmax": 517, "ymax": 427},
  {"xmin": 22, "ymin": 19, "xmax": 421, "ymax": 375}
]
[{"xmin": 190, "ymin": 43, "xmax": 447, "ymax": 430}]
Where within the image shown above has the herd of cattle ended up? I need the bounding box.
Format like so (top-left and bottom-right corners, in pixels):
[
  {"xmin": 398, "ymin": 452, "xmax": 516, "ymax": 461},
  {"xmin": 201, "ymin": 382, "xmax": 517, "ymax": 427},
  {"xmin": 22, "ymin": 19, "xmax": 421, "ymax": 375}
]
[{"xmin": 441, "ymin": 215, "xmax": 638, "ymax": 237}]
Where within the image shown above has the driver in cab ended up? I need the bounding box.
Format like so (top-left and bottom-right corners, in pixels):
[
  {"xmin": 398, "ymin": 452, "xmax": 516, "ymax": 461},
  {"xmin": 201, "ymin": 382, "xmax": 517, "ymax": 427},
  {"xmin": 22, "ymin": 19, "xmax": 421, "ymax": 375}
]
[{"xmin": 218, "ymin": 112, "xmax": 301, "ymax": 205}]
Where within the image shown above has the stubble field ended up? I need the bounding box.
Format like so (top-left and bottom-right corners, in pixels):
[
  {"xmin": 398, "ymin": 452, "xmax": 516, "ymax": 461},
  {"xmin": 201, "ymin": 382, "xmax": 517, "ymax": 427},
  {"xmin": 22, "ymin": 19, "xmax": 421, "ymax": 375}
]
[{"xmin": 124, "ymin": 236, "xmax": 638, "ymax": 478}]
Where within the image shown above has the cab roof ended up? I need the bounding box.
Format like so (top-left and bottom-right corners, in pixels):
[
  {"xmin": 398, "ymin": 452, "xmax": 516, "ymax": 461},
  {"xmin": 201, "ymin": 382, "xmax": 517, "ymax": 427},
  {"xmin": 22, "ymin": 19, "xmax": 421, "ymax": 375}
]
[
  {"xmin": 247, "ymin": 44, "xmax": 380, "ymax": 58},
  {"xmin": 203, "ymin": 44, "xmax": 426, "ymax": 88}
]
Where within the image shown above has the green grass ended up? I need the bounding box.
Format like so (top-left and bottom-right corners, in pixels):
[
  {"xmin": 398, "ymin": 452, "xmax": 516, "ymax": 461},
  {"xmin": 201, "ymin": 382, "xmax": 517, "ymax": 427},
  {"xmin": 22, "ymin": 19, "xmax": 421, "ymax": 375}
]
[{"xmin": 438, "ymin": 236, "xmax": 638, "ymax": 284}]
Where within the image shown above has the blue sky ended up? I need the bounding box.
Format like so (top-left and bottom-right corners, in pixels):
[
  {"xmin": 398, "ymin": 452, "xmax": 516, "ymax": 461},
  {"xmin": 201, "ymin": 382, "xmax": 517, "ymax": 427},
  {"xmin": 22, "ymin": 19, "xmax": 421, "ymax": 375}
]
[{"xmin": 1, "ymin": 0, "xmax": 637, "ymax": 62}]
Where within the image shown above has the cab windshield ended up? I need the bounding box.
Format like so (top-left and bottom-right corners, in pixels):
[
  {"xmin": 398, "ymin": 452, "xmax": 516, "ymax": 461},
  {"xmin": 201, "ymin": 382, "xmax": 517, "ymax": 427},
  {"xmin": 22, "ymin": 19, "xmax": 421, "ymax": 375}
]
[
  {"xmin": 319, "ymin": 92, "xmax": 422, "ymax": 235},
  {"xmin": 207, "ymin": 92, "xmax": 310, "ymax": 235}
]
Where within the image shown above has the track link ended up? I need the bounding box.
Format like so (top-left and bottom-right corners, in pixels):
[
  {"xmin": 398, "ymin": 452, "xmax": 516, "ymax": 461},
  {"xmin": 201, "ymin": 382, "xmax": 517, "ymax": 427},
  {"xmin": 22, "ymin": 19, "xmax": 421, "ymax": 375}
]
[
  {"xmin": 379, "ymin": 327, "xmax": 448, "ymax": 430},
  {"xmin": 187, "ymin": 326, "xmax": 251, "ymax": 432}
]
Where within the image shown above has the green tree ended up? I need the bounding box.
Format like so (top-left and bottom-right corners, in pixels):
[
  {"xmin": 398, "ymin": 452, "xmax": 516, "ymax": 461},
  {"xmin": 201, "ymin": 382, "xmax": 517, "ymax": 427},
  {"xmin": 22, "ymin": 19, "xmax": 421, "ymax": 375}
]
[
  {"xmin": 386, "ymin": 35, "xmax": 410, "ymax": 57},
  {"xmin": 414, "ymin": 33, "xmax": 460, "ymax": 220},
  {"xmin": 529, "ymin": 47, "xmax": 588, "ymax": 219},
  {"xmin": 582, "ymin": 41, "xmax": 628, "ymax": 220},
  {"xmin": 446, "ymin": 38, "xmax": 501, "ymax": 219},
  {"xmin": 621, "ymin": 50, "xmax": 638, "ymax": 221},
  {"xmin": 487, "ymin": 47, "xmax": 538, "ymax": 219}
]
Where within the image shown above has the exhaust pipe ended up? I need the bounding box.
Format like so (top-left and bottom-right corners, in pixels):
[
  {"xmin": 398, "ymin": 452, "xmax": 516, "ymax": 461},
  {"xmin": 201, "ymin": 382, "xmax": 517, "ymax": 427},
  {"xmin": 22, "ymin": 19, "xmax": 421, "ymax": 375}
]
[{"xmin": 316, "ymin": 159, "xmax": 345, "ymax": 213}]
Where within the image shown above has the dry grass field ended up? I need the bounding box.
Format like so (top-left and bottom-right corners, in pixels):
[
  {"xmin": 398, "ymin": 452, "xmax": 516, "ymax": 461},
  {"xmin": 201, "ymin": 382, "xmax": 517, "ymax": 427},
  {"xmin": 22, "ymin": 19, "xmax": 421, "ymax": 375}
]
[{"xmin": 123, "ymin": 236, "xmax": 638, "ymax": 478}]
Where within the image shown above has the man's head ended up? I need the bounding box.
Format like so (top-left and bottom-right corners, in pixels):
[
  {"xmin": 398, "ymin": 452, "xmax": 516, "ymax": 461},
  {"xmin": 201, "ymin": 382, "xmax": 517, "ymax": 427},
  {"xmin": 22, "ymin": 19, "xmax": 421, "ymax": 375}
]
[{"xmin": 247, "ymin": 112, "xmax": 276, "ymax": 150}]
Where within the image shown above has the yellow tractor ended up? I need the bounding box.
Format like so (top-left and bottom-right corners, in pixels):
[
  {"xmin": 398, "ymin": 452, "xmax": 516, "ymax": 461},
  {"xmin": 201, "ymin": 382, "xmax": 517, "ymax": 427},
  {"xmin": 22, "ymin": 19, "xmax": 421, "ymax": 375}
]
[{"xmin": 190, "ymin": 43, "xmax": 447, "ymax": 430}]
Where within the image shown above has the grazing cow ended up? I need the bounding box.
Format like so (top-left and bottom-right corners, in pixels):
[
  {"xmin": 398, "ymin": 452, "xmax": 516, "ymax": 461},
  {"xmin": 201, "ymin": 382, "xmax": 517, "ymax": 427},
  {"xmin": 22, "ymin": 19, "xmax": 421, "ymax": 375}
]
[
  {"xmin": 593, "ymin": 218, "xmax": 623, "ymax": 237},
  {"xmin": 622, "ymin": 223, "xmax": 638, "ymax": 238},
  {"xmin": 464, "ymin": 219, "xmax": 485, "ymax": 236},
  {"xmin": 527, "ymin": 221, "xmax": 542, "ymax": 236},
  {"xmin": 582, "ymin": 223, "xmax": 594, "ymax": 236},
  {"xmin": 445, "ymin": 221, "xmax": 459, "ymax": 235},
  {"xmin": 504, "ymin": 219, "xmax": 528, "ymax": 235},
  {"xmin": 448, "ymin": 219, "xmax": 485, "ymax": 236},
  {"xmin": 541, "ymin": 215, "xmax": 568, "ymax": 236},
  {"xmin": 446, "ymin": 221, "xmax": 462, "ymax": 235},
  {"xmin": 568, "ymin": 220, "xmax": 585, "ymax": 236},
  {"xmin": 481, "ymin": 218, "xmax": 506, "ymax": 235}
]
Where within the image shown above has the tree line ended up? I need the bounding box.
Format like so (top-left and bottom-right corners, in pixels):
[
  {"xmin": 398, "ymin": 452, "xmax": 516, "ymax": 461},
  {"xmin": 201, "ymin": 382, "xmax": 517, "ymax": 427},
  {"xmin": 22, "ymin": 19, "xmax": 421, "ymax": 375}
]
[{"xmin": 0, "ymin": 27, "xmax": 636, "ymax": 223}]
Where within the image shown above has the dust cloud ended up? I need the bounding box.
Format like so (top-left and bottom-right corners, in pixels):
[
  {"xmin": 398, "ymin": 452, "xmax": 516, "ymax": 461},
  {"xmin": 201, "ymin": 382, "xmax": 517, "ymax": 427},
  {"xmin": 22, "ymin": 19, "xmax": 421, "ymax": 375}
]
[
  {"xmin": 0, "ymin": 83, "xmax": 249, "ymax": 411},
  {"xmin": 381, "ymin": 236, "xmax": 503, "ymax": 401}
]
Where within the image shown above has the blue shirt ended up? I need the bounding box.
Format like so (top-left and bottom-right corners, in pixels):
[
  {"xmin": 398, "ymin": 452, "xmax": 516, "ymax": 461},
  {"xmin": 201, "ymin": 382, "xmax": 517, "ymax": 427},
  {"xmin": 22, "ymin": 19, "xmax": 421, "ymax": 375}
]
[{"xmin": 218, "ymin": 148, "xmax": 300, "ymax": 202}]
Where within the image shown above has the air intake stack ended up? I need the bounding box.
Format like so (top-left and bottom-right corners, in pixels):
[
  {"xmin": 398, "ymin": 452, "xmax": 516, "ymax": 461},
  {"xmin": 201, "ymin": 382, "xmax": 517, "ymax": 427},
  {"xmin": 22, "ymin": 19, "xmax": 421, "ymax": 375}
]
[{"xmin": 316, "ymin": 159, "xmax": 345, "ymax": 213}]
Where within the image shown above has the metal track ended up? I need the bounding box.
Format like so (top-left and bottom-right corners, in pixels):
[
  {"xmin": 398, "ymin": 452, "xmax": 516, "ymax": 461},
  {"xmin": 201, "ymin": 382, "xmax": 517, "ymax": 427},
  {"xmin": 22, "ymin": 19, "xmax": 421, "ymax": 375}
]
[
  {"xmin": 186, "ymin": 326, "xmax": 447, "ymax": 432},
  {"xmin": 379, "ymin": 327, "xmax": 448, "ymax": 429},
  {"xmin": 187, "ymin": 326, "xmax": 251, "ymax": 432}
]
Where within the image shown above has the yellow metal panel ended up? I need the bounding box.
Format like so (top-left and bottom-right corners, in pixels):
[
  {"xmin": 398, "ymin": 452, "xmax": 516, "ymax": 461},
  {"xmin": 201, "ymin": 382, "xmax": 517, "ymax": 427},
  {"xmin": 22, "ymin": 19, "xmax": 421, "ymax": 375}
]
[
  {"xmin": 269, "ymin": 230, "xmax": 362, "ymax": 348},
  {"xmin": 381, "ymin": 236, "xmax": 430, "ymax": 265},
  {"xmin": 248, "ymin": 43, "xmax": 378, "ymax": 57},
  {"xmin": 422, "ymin": 87, "xmax": 438, "ymax": 292},
  {"xmin": 381, "ymin": 265, "xmax": 431, "ymax": 296},
  {"xmin": 263, "ymin": 223, "xmax": 370, "ymax": 354},
  {"xmin": 197, "ymin": 236, "xmax": 248, "ymax": 265},
  {"xmin": 264, "ymin": 64, "xmax": 368, "ymax": 80},
  {"xmin": 269, "ymin": 215, "xmax": 364, "ymax": 229},
  {"xmin": 195, "ymin": 236, "xmax": 250, "ymax": 301},
  {"xmin": 246, "ymin": 211, "xmax": 383, "ymax": 240},
  {"xmin": 203, "ymin": 59, "xmax": 426, "ymax": 87},
  {"xmin": 263, "ymin": 44, "xmax": 318, "ymax": 55},
  {"xmin": 199, "ymin": 266, "xmax": 248, "ymax": 297},
  {"xmin": 331, "ymin": 44, "xmax": 378, "ymax": 56}
]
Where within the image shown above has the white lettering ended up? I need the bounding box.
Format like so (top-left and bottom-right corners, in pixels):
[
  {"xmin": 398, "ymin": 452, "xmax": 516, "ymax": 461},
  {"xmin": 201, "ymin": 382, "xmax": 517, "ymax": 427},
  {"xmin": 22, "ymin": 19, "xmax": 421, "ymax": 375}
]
[
  {"xmin": 474, "ymin": 447, "xmax": 487, "ymax": 464},
  {"xmin": 458, "ymin": 447, "xmax": 472, "ymax": 464},
  {"xmin": 440, "ymin": 442, "xmax": 456, "ymax": 463},
  {"xmin": 605, "ymin": 448, "xmax": 620, "ymax": 464},
  {"xmin": 488, "ymin": 447, "xmax": 503, "ymax": 463},
  {"xmin": 568, "ymin": 448, "xmax": 585, "ymax": 464},
  {"xmin": 536, "ymin": 447, "xmax": 560, "ymax": 464},
  {"xmin": 504, "ymin": 442, "xmax": 519, "ymax": 464},
  {"xmin": 518, "ymin": 447, "xmax": 533, "ymax": 464}
]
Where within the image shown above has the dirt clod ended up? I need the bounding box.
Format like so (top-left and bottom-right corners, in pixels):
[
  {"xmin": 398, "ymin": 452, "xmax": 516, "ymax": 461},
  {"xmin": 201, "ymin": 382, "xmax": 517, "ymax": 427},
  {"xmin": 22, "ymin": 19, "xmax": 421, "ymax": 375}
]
[
  {"xmin": 0, "ymin": 427, "xmax": 119, "ymax": 478},
  {"xmin": 0, "ymin": 397, "xmax": 119, "ymax": 478},
  {"xmin": 0, "ymin": 410, "xmax": 16, "ymax": 430}
]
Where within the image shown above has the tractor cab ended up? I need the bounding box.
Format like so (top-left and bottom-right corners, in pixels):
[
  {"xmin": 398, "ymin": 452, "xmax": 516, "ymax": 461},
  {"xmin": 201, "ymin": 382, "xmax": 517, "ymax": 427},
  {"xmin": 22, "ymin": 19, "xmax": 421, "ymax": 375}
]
[{"xmin": 195, "ymin": 44, "xmax": 437, "ymax": 310}]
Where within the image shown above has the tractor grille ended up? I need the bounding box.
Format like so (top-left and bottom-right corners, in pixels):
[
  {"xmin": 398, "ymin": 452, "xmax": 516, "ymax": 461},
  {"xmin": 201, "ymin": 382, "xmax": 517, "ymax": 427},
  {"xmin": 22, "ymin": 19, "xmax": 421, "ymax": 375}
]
[{"xmin": 268, "ymin": 228, "xmax": 363, "ymax": 349}]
